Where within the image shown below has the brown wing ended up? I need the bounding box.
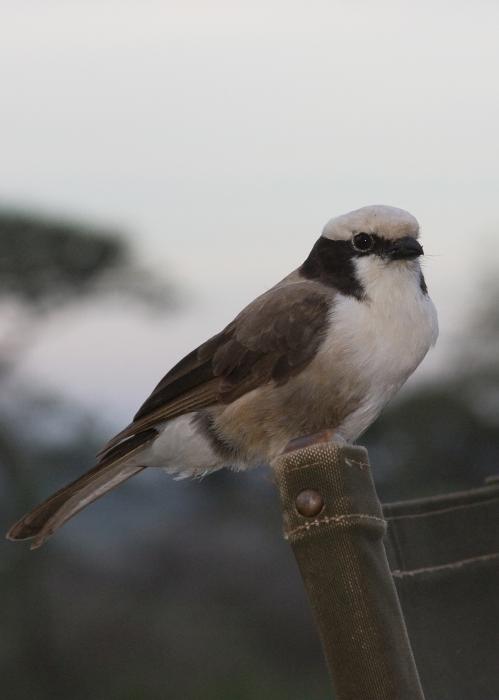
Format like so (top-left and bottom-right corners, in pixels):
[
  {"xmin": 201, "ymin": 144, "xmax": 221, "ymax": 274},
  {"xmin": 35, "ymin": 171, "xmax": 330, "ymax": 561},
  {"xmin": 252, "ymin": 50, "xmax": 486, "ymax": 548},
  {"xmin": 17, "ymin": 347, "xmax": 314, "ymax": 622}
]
[{"xmin": 100, "ymin": 281, "xmax": 331, "ymax": 455}]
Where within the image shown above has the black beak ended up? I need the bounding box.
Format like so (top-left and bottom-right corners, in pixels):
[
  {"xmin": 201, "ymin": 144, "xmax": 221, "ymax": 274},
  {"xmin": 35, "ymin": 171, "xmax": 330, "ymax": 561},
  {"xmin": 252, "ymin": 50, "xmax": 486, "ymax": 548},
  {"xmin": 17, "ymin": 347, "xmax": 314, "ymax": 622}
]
[{"xmin": 387, "ymin": 237, "xmax": 424, "ymax": 260}]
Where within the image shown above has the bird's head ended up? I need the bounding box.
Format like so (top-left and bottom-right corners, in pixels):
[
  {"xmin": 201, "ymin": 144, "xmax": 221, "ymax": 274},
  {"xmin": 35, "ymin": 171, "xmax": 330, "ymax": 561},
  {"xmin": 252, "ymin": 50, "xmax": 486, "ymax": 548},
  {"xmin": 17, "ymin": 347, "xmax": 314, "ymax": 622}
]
[
  {"xmin": 322, "ymin": 204, "xmax": 423, "ymax": 261},
  {"xmin": 301, "ymin": 205, "xmax": 426, "ymax": 299}
]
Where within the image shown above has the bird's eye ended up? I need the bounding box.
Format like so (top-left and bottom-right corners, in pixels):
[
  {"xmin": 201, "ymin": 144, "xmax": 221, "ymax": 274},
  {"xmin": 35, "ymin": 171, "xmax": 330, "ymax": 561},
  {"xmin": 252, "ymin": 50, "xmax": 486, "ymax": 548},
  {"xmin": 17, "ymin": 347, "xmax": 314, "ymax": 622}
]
[{"xmin": 352, "ymin": 232, "xmax": 374, "ymax": 252}]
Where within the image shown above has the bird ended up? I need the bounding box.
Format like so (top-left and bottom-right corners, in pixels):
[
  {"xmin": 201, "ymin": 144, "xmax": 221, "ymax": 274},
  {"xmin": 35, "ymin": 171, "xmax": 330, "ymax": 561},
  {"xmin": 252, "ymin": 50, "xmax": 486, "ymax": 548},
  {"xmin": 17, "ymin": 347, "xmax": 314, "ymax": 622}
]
[{"xmin": 7, "ymin": 204, "xmax": 438, "ymax": 549}]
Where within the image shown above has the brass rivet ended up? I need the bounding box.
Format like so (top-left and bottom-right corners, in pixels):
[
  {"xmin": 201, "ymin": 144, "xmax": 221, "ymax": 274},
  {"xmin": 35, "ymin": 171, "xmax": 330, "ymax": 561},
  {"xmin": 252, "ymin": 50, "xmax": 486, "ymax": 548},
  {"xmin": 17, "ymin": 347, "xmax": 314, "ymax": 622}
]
[{"xmin": 295, "ymin": 489, "xmax": 324, "ymax": 518}]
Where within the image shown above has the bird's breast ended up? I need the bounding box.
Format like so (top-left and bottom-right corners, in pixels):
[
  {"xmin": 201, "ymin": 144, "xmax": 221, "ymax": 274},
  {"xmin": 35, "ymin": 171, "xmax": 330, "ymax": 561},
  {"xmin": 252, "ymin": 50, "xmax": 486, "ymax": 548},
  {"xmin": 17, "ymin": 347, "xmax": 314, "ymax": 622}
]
[{"xmin": 314, "ymin": 273, "xmax": 438, "ymax": 440}]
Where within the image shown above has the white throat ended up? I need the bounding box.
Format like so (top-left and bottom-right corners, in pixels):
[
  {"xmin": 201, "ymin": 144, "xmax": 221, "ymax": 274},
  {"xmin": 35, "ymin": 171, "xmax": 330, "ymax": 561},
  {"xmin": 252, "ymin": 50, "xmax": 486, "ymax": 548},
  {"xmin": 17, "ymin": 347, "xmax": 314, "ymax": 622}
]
[{"xmin": 353, "ymin": 256, "xmax": 423, "ymax": 302}]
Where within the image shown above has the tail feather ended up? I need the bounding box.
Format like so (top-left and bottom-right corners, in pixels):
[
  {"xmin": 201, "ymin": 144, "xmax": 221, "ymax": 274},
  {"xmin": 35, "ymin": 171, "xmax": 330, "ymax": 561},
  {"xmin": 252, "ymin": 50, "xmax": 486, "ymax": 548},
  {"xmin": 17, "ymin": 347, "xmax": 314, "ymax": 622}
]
[{"xmin": 6, "ymin": 429, "xmax": 157, "ymax": 549}]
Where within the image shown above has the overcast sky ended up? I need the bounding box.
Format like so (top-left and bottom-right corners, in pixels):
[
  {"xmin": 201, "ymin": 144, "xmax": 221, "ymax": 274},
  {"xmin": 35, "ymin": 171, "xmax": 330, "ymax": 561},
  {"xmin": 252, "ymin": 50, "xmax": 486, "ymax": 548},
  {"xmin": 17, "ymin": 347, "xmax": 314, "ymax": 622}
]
[{"xmin": 1, "ymin": 1, "xmax": 498, "ymax": 425}]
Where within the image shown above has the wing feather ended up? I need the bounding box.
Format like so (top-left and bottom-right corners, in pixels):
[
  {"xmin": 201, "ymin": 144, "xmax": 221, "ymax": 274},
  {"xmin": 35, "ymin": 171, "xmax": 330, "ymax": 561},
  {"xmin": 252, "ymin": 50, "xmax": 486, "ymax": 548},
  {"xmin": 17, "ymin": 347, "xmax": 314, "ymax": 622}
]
[{"xmin": 100, "ymin": 281, "xmax": 331, "ymax": 457}]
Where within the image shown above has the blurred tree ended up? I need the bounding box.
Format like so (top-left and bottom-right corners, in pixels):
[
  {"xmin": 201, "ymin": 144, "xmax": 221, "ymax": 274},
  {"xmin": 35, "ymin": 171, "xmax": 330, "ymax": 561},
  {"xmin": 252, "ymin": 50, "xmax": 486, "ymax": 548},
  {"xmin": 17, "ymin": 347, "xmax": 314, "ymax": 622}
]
[
  {"xmin": 0, "ymin": 205, "xmax": 174, "ymax": 514},
  {"xmin": 0, "ymin": 208, "xmax": 175, "ymax": 700},
  {"xmin": 0, "ymin": 209, "xmax": 172, "ymax": 309},
  {"xmin": 0, "ymin": 211, "xmax": 124, "ymax": 305},
  {"xmin": 0, "ymin": 209, "xmax": 173, "ymax": 372}
]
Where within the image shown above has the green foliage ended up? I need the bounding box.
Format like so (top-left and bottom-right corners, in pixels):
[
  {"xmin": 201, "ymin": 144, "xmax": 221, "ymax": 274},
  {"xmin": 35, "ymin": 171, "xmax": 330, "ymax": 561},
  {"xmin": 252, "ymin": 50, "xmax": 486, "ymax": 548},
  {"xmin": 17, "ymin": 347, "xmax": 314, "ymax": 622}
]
[
  {"xmin": 0, "ymin": 211, "xmax": 125, "ymax": 305},
  {"xmin": 0, "ymin": 209, "xmax": 172, "ymax": 312}
]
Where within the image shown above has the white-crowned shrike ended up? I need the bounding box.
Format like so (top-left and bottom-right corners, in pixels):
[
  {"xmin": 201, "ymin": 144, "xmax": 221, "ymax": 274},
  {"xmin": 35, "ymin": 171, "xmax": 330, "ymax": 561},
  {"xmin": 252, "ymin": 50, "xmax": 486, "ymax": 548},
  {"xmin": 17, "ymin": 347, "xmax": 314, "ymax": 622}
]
[{"xmin": 8, "ymin": 205, "xmax": 438, "ymax": 548}]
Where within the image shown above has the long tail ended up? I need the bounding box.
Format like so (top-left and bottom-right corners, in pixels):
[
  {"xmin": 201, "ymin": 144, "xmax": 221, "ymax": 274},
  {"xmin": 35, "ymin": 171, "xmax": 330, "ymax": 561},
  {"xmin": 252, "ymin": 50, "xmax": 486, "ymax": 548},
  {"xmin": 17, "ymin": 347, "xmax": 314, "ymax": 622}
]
[{"xmin": 6, "ymin": 429, "xmax": 157, "ymax": 549}]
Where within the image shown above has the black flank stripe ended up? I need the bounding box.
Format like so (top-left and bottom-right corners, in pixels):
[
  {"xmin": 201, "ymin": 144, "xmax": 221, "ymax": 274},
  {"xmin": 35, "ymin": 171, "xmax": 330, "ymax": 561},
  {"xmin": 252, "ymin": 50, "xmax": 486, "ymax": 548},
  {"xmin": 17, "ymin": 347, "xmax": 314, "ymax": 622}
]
[{"xmin": 419, "ymin": 272, "xmax": 428, "ymax": 295}]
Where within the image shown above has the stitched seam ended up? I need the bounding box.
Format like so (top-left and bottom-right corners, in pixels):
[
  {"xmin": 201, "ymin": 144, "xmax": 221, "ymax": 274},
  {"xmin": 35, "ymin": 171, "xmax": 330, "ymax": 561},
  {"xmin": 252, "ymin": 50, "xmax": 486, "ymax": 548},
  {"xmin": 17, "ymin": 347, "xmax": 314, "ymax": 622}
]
[
  {"xmin": 391, "ymin": 551, "xmax": 499, "ymax": 578},
  {"xmin": 344, "ymin": 457, "xmax": 369, "ymax": 470},
  {"xmin": 285, "ymin": 513, "xmax": 386, "ymax": 539},
  {"xmin": 285, "ymin": 459, "xmax": 328, "ymax": 473}
]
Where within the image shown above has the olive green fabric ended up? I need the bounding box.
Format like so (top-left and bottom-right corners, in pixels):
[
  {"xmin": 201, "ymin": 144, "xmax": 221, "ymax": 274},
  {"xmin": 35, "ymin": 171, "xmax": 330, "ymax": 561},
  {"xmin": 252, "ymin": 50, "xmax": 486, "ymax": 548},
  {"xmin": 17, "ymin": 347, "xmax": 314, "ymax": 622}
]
[
  {"xmin": 273, "ymin": 442, "xmax": 425, "ymax": 700},
  {"xmin": 384, "ymin": 480, "xmax": 499, "ymax": 700}
]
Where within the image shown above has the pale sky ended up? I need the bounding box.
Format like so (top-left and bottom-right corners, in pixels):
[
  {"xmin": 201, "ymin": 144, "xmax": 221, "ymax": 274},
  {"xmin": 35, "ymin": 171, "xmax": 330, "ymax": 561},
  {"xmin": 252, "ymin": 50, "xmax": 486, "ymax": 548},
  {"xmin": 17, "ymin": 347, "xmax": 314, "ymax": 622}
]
[{"xmin": 1, "ymin": 1, "xmax": 498, "ymax": 425}]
